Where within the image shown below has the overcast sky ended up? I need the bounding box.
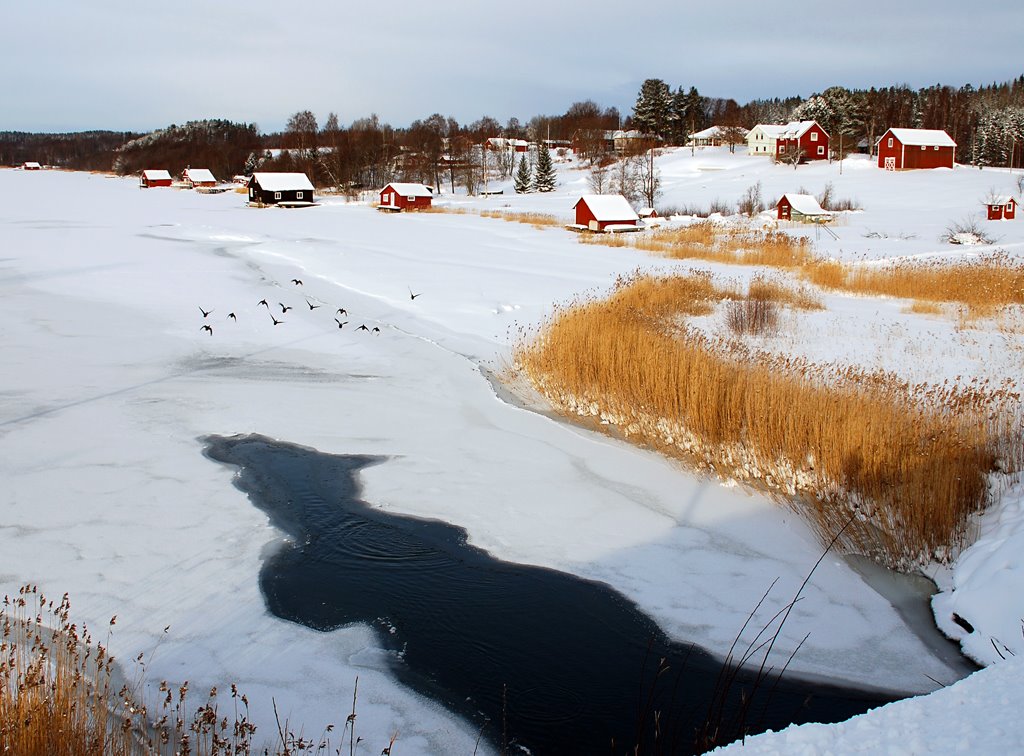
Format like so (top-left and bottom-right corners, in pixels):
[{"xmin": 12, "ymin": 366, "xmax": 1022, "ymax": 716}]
[{"xmin": 4, "ymin": 1, "xmax": 1022, "ymax": 134}]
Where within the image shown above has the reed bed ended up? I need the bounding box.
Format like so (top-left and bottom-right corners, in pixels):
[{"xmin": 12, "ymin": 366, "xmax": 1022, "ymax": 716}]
[
  {"xmin": 585, "ymin": 221, "xmax": 1024, "ymax": 314},
  {"xmin": 515, "ymin": 273, "xmax": 1023, "ymax": 568},
  {"xmin": 480, "ymin": 209, "xmax": 561, "ymax": 228},
  {"xmin": 0, "ymin": 587, "xmax": 358, "ymax": 756}
]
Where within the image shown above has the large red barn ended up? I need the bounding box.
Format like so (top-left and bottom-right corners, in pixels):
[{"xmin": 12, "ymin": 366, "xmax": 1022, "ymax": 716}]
[
  {"xmin": 776, "ymin": 121, "xmax": 830, "ymax": 163},
  {"xmin": 877, "ymin": 128, "xmax": 956, "ymax": 170},
  {"xmin": 379, "ymin": 183, "xmax": 433, "ymax": 211}
]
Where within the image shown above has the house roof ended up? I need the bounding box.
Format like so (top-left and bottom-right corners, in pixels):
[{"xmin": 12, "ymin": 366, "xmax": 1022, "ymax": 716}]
[
  {"xmin": 780, "ymin": 193, "xmax": 830, "ymax": 216},
  {"xmin": 184, "ymin": 168, "xmax": 216, "ymax": 183},
  {"xmin": 575, "ymin": 194, "xmax": 640, "ymax": 222},
  {"xmin": 884, "ymin": 128, "xmax": 957, "ymax": 148},
  {"xmin": 23, "ymin": 161, "xmax": 41, "ymax": 168},
  {"xmin": 142, "ymin": 169, "xmax": 172, "ymax": 181},
  {"xmin": 382, "ymin": 182, "xmax": 433, "ymax": 198},
  {"xmin": 250, "ymin": 172, "xmax": 314, "ymax": 192},
  {"xmin": 689, "ymin": 126, "xmax": 749, "ymax": 140},
  {"xmin": 986, "ymin": 196, "xmax": 1016, "ymax": 205},
  {"xmin": 750, "ymin": 124, "xmax": 789, "ymax": 138},
  {"xmin": 779, "ymin": 121, "xmax": 824, "ymax": 139}
]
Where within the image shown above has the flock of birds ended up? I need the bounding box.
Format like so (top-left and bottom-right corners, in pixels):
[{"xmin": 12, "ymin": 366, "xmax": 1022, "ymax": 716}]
[{"xmin": 197, "ymin": 279, "xmax": 422, "ymax": 336}]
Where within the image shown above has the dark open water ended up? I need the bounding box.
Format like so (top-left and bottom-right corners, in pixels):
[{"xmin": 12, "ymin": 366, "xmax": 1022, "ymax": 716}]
[{"xmin": 204, "ymin": 433, "xmax": 896, "ymax": 755}]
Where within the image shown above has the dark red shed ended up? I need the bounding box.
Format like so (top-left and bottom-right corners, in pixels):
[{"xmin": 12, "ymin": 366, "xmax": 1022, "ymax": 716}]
[
  {"xmin": 877, "ymin": 129, "xmax": 956, "ymax": 170},
  {"xmin": 379, "ymin": 183, "xmax": 433, "ymax": 211}
]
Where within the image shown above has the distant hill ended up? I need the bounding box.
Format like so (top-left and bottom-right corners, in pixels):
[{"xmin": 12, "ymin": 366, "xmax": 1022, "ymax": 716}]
[
  {"xmin": 0, "ymin": 130, "xmax": 137, "ymax": 171},
  {"xmin": 112, "ymin": 119, "xmax": 263, "ymax": 181}
]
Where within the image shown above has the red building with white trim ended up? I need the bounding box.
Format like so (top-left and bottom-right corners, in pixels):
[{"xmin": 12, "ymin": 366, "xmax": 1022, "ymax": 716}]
[
  {"xmin": 573, "ymin": 194, "xmax": 640, "ymax": 231},
  {"xmin": 379, "ymin": 183, "xmax": 433, "ymax": 211},
  {"xmin": 776, "ymin": 121, "xmax": 830, "ymax": 162},
  {"xmin": 877, "ymin": 128, "xmax": 956, "ymax": 170},
  {"xmin": 985, "ymin": 196, "xmax": 1017, "ymax": 221},
  {"xmin": 140, "ymin": 170, "xmax": 173, "ymax": 188}
]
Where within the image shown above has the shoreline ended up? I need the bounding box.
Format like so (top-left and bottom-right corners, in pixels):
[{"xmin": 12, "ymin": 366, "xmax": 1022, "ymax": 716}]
[{"xmin": 480, "ymin": 363, "xmax": 978, "ymax": 688}]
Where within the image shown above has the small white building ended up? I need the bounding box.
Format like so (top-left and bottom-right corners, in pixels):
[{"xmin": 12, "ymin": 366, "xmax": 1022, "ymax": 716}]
[{"xmin": 688, "ymin": 125, "xmax": 748, "ymax": 147}]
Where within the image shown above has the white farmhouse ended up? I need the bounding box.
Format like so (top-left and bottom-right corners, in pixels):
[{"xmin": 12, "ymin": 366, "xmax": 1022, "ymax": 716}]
[{"xmin": 746, "ymin": 124, "xmax": 788, "ymax": 156}]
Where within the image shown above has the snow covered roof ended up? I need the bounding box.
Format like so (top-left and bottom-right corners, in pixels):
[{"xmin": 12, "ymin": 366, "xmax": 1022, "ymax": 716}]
[
  {"xmin": 22, "ymin": 161, "xmax": 41, "ymax": 169},
  {"xmin": 251, "ymin": 172, "xmax": 314, "ymax": 192},
  {"xmin": 184, "ymin": 168, "xmax": 216, "ymax": 183},
  {"xmin": 884, "ymin": 128, "xmax": 957, "ymax": 148},
  {"xmin": 780, "ymin": 193, "xmax": 831, "ymax": 216},
  {"xmin": 382, "ymin": 182, "xmax": 433, "ymax": 198},
  {"xmin": 750, "ymin": 124, "xmax": 788, "ymax": 137},
  {"xmin": 142, "ymin": 169, "xmax": 172, "ymax": 181},
  {"xmin": 575, "ymin": 194, "xmax": 640, "ymax": 222},
  {"xmin": 689, "ymin": 126, "xmax": 749, "ymax": 139},
  {"xmin": 779, "ymin": 121, "xmax": 821, "ymax": 139},
  {"xmin": 985, "ymin": 196, "xmax": 1016, "ymax": 205}
]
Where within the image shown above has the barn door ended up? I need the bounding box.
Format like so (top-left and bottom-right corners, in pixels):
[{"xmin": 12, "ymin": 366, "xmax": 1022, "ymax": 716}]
[{"xmin": 884, "ymin": 157, "xmax": 896, "ymax": 171}]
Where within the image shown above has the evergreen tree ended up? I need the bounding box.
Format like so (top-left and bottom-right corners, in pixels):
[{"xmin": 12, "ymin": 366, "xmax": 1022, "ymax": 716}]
[
  {"xmin": 632, "ymin": 79, "xmax": 673, "ymax": 140},
  {"xmin": 533, "ymin": 144, "xmax": 556, "ymax": 192},
  {"xmin": 685, "ymin": 87, "xmax": 708, "ymax": 133},
  {"xmin": 513, "ymin": 153, "xmax": 532, "ymax": 193}
]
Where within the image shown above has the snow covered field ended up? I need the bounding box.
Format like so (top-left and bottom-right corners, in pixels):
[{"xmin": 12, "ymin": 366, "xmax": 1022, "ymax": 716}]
[{"xmin": 1, "ymin": 150, "xmax": 1022, "ymax": 753}]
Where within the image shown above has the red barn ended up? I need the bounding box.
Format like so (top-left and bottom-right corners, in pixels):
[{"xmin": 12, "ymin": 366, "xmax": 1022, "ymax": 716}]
[
  {"xmin": 776, "ymin": 121, "xmax": 830, "ymax": 162},
  {"xmin": 379, "ymin": 182, "xmax": 433, "ymax": 211},
  {"xmin": 776, "ymin": 194, "xmax": 831, "ymax": 222},
  {"xmin": 182, "ymin": 167, "xmax": 217, "ymax": 188},
  {"xmin": 140, "ymin": 169, "xmax": 173, "ymax": 188},
  {"xmin": 877, "ymin": 128, "xmax": 956, "ymax": 170},
  {"xmin": 573, "ymin": 194, "xmax": 640, "ymax": 231},
  {"xmin": 985, "ymin": 196, "xmax": 1017, "ymax": 221},
  {"xmin": 22, "ymin": 161, "xmax": 42, "ymax": 170}
]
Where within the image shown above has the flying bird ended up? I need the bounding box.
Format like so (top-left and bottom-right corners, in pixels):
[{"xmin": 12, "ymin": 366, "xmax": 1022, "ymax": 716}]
[
  {"xmin": 279, "ymin": 303, "xmax": 293, "ymax": 313},
  {"xmin": 408, "ymin": 288, "xmax": 422, "ymax": 300},
  {"xmin": 292, "ymin": 279, "xmax": 303, "ymax": 286},
  {"xmin": 270, "ymin": 314, "xmax": 283, "ymax": 326},
  {"xmin": 200, "ymin": 324, "xmax": 213, "ymax": 335},
  {"xmin": 258, "ymin": 299, "xmax": 269, "ymax": 308},
  {"xmin": 305, "ymin": 299, "xmax": 321, "ymax": 311},
  {"xmin": 228, "ymin": 312, "xmax": 237, "ymax": 321},
  {"xmin": 199, "ymin": 306, "xmax": 213, "ymax": 318},
  {"xmin": 357, "ymin": 324, "xmax": 369, "ymax": 332},
  {"xmin": 336, "ymin": 308, "xmax": 348, "ymax": 316},
  {"xmin": 372, "ymin": 326, "xmax": 381, "ymax": 334},
  {"xmin": 335, "ymin": 318, "xmax": 348, "ymax": 329}
]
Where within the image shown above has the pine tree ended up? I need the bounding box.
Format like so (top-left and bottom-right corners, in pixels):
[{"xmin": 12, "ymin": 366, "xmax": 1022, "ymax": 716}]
[
  {"xmin": 632, "ymin": 79, "xmax": 673, "ymax": 140},
  {"xmin": 513, "ymin": 153, "xmax": 532, "ymax": 193},
  {"xmin": 533, "ymin": 144, "xmax": 556, "ymax": 192}
]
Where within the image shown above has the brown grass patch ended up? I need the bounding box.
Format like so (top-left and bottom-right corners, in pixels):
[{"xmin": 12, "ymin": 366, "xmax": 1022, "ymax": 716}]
[
  {"xmin": 515, "ymin": 273, "xmax": 1022, "ymax": 568},
  {"xmin": 480, "ymin": 209, "xmax": 561, "ymax": 228},
  {"xmin": 905, "ymin": 300, "xmax": 943, "ymax": 315}
]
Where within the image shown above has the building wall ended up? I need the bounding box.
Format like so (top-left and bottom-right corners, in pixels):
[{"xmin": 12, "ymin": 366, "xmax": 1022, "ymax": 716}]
[
  {"xmin": 877, "ymin": 132, "xmax": 955, "ymax": 170},
  {"xmin": 746, "ymin": 128, "xmax": 779, "ymax": 156},
  {"xmin": 250, "ymin": 184, "xmax": 312, "ymax": 205},
  {"xmin": 380, "ymin": 188, "xmax": 432, "ymax": 210},
  {"xmin": 777, "ymin": 198, "xmax": 792, "ymax": 220}
]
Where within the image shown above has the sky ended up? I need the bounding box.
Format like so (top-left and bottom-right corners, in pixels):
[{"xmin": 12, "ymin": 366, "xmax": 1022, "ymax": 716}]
[{"xmin": 4, "ymin": 1, "xmax": 1023, "ymax": 134}]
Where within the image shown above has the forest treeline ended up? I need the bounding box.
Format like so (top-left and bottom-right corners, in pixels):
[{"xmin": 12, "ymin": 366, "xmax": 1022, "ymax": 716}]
[{"xmin": 2, "ymin": 75, "xmax": 1023, "ymax": 188}]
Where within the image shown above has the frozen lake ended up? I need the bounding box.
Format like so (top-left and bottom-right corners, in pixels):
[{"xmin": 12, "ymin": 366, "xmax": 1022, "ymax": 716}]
[{"xmin": 0, "ymin": 169, "xmax": 970, "ymax": 753}]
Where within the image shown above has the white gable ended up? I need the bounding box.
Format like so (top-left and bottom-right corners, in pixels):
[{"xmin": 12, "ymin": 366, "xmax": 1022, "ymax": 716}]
[
  {"xmin": 142, "ymin": 169, "xmax": 172, "ymax": 181},
  {"xmin": 576, "ymin": 194, "xmax": 639, "ymax": 222},
  {"xmin": 251, "ymin": 172, "xmax": 314, "ymax": 192},
  {"xmin": 750, "ymin": 124, "xmax": 788, "ymax": 138},
  {"xmin": 382, "ymin": 183, "xmax": 433, "ymax": 198},
  {"xmin": 780, "ymin": 193, "xmax": 830, "ymax": 216},
  {"xmin": 886, "ymin": 128, "xmax": 957, "ymax": 148},
  {"xmin": 184, "ymin": 168, "xmax": 216, "ymax": 183}
]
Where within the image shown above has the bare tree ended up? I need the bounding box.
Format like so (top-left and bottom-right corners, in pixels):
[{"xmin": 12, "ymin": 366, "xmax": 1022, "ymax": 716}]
[
  {"xmin": 721, "ymin": 126, "xmax": 747, "ymax": 154},
  {"xmin": 588, "ymin": 156, "xmax": 611, "ymax": 193},
  {"xmin": 611, "ymin": 155, "xmax": 639, "ymax": 202},
  {"xmin": 637, "ymin": 148, "xmax": 661, "ymax": 209},
  {"xmin": 285, "ymin": 110, "xmax": 318, "ymax": 178}
]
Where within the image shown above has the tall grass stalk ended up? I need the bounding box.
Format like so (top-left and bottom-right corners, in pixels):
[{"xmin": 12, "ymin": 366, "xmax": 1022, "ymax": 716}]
[{"xmin": 515, "ymin": 273, "xmax": 1023, "ymax": 568}]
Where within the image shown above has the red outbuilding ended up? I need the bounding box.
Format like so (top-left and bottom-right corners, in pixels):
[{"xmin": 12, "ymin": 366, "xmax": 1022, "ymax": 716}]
[
  {"xmin": 877, "ymin": 128, "xmax": 956, "ymax": 170},
  {"xmin": 140, "ymin": 169, "xmax": 173, "ymax": 188},
  {"xmin": 22, "ymin": 161, "xmax": 42, "ymax": 170},
  {"xmin": 182, "ymin": 167, "xmax": 217, "ymax": 188},
  {"xmin": 985, "ymin": 196, "xmax": 1017, "ymax": 221},
  {"xmin": 379, "ymin": 182, "xmax": 433, "ymax": 211},
  {"xmin": 573, "ymin": 194, "xmax": 640, "ymax": 231},
  {"xmin": 776, "ymin": 121, "xmax": 830, "ymax": 162}
]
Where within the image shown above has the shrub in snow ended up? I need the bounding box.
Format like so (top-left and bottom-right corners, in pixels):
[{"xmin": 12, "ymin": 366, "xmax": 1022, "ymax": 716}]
[{"xmin": 943, "ymin": 216, "xmax": 994, "ymax": 245}]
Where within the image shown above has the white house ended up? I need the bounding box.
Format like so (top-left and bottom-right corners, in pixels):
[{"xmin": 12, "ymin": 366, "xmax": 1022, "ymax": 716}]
[
  {"xmin": 747, "ymin": 124, "xmax": 788, "ymax": 156},
  {"xmin": 688, "ymin": 125, "xmax": 748, "ymax": 147}
]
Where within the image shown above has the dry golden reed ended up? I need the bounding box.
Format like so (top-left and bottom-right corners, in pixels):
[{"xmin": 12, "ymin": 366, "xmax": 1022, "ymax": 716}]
[
  {"xmin": 480, "ymin": 209, "xmax": 561, "ymax": 228},
  {"xmin": 585, "ymin": 221, "xmax": 1024, "ymax": 313},
  {"xmin": 515, "ymin": 273, "xmax": 1022, "ymax": 567}
]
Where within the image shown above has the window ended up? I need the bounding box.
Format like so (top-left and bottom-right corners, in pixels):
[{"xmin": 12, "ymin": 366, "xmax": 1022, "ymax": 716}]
[
  {"xmin": 1008, "ymin": 204, "xmax": 1014, "ymax": 211},
  {"xmin": 249, "ymin": 188, "xmax": 254, "ymax": 198},
  {"xmin": 274, "ymin": 192, "xmax": 281, "ymax": 200},
  {"xmin": 811, "ymin": 132, "xmax": 818, "ymax": 142},
  {"xmin": 296, "ymin": 192, "xmax": 303, "ymax": 199},
  {"xmin": 921, "ymin": 146, "xmax": 927, "ymax": 151},
  {"xmin": 779, "ymin": 144, "xmax": 786, "ymax": 152},
  {"xmin": 887, "ymin": 137, "xmax": 893, "ymax": 147},
  {"xmin": 934, "ymin": 146, "xmax": 939, "ymax": 150},
  {"xmin": 407, "ymin": 195, "xmax": 416, "ymax": 201},
  {"xmin": 817, "ymin": 146, "xmax": 825, "ymax": 156}
]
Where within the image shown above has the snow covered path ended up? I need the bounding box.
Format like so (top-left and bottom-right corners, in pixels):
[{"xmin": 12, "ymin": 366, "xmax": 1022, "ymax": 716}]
[{"xmin": 0, "ymin": 170, "xmax": 968, "ymax": 751}]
